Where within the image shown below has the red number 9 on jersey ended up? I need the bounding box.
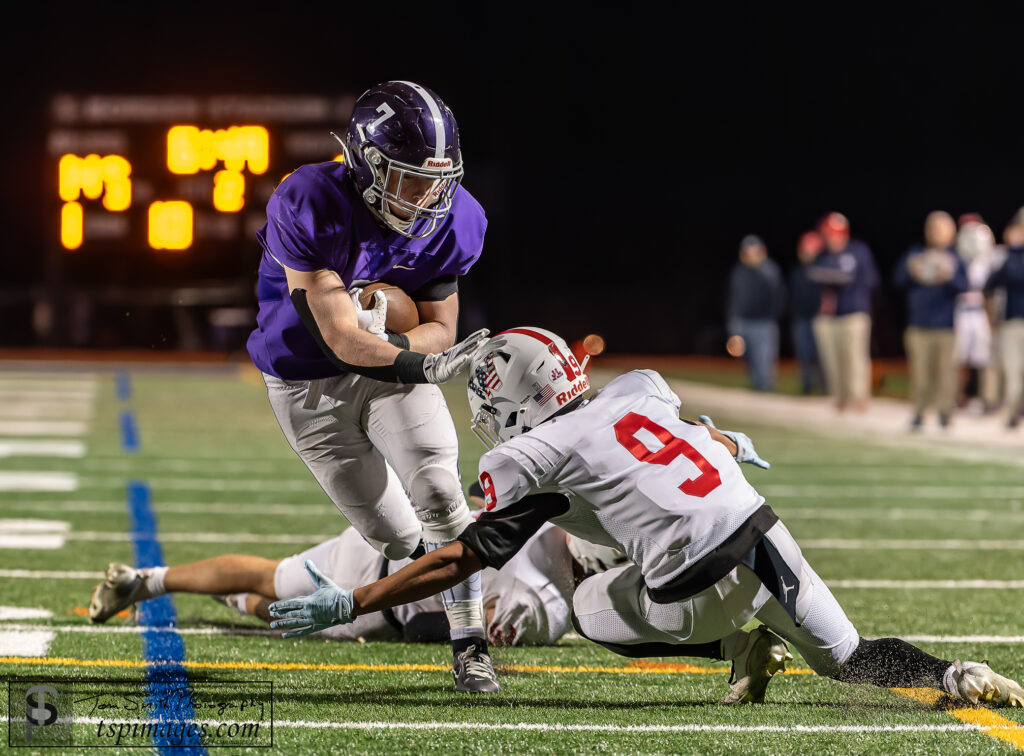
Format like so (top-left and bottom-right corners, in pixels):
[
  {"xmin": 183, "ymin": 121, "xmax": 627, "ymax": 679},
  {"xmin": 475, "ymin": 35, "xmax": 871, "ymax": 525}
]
[
  {"xmin": 479, "ymin": 471, "xmax": 498, "ymax": 510},
  {"xmin": 613, "ymin": 412, "xmax": 722, "ymax": 497}
]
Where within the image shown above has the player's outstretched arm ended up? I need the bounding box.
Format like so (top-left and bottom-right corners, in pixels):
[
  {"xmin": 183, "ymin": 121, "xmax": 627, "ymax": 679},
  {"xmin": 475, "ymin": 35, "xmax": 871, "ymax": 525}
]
[
  {"xmin": 352, "ymin": 541, "xmax": 483, "ymax": 617},
  {"xmin": 285, "ymin": 266, "xmax": 487, "ymax": 383},
  {"xmin": 268, "ymin": 543, "xmax": 484, "ymax": 637},
  {"xmin": 695, "ymin": 415, "xmax": 771, "ymax": 469}
]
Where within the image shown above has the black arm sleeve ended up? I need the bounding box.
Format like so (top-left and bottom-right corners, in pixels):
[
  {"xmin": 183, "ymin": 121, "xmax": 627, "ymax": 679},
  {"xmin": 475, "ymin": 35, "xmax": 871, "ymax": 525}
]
[
  {"xmin": 290, "ymin": 288, "xmax": 427, "ymax": 383},
  {"xmin": 457, "ymin": 492, "xmax": 570, "ymax": 570},
  {"xmin": 409, "ymin": 274, "xmax": 458, "ymax": 302}
]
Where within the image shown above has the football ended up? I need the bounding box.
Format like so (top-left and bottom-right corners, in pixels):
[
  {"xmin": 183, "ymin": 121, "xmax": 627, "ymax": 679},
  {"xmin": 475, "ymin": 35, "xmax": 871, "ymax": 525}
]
[{"xmin": 358, "ymin": 282, "xmax": 420, "ymax": 334}]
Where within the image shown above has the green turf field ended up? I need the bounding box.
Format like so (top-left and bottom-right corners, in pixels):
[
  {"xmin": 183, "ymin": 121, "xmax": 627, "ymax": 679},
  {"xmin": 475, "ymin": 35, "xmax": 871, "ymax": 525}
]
[{"xmin": 1, "ymin": 362, "xmax": 1022, "ymax": 754}]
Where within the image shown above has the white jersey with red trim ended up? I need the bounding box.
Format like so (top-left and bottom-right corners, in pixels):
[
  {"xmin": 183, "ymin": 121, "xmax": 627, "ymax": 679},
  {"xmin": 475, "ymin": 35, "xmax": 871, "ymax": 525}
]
[{"xmin": 477, "ymin": 369, "xmax": 766, "ymax": 592}]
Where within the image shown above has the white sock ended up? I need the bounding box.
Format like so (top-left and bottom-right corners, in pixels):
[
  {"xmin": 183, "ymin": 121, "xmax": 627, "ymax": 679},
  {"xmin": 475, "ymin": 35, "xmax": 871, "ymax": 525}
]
[
  {"xmin": 221, "ymin": 593, "xmax": 250, "ymax": 616},
  {"xmin": 423, "ymin": 541, "xmax": 485, "ymax": 641},
  {"xmin": 446, "ymin": 599, "xmax": 485, "ymax": 642},
  {"xmin": 942, "ymin": 663, "xmax": 958, "ymax": 696},
  {"xmin": 142, "ymin": 566, "xmax": 168, "ymax": 598}
]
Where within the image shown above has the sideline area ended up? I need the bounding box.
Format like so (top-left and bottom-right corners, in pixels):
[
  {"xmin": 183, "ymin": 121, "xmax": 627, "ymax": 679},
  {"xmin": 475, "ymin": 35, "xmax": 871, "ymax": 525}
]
[{"xmin": 588, "ymin": 367, "xmax": 1022, "ymax": 469}]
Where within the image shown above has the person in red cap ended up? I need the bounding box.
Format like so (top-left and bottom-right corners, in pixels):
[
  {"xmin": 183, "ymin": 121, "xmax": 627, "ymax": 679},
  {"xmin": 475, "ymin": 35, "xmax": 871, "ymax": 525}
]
[{"xmin": 805, "ymin": 212, "xmax": 880, "ymax": 412}]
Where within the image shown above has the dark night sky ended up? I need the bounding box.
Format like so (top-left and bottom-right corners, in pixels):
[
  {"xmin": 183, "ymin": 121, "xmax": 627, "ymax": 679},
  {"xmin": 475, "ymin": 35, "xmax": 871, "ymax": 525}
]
[{"xmin": 3, "ymin": 4, "xmax": 1024, "ymax": 355}]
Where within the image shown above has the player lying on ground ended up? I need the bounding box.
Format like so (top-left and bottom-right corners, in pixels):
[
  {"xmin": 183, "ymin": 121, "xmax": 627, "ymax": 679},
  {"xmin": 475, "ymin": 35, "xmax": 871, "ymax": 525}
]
[
  {"xmin": 269, "ymin": 326, "xmax": 1024, "ymax": 707},
  {"xmin": 89, "ymin": 515, "xmax": 625, "ymax": 647}
]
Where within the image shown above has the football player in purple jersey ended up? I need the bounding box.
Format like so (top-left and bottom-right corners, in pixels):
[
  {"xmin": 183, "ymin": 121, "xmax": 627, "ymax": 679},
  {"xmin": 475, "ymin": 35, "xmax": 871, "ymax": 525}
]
[{"xmin": 244, "ymin": 80, "xmax": 497, "ymax": 692}]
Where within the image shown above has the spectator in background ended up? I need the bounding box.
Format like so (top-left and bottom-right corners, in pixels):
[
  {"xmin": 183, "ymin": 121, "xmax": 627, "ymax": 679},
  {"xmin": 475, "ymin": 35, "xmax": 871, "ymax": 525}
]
[
  {"xmin": 985, "ymin": 221, "xmax": 1024, "ymax": 429},
  {"xmin": 726, "ymin": 234, "xmax": 786, "ymax": 391},
  {"xmin": 789, "ymin": 230, "xmax": 825, "ymax": 395},
  {"xmin": 954, "ymin": 216, "xmax": 1002, "ymax": 414},
  {"xmin": 806, "ymin": 212, "xmax": 880, "ymax": 412},
  {"xmin": 893, "ymin": 211, "xmax": 968, "ymax": 430}
]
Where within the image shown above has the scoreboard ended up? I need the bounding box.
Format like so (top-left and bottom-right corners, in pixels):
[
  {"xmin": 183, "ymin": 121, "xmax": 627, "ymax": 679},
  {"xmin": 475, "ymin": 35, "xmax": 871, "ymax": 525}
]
[
  {"xmin": 49, "ymin": 93, "xmax": 354, "ymax": 259},
  {"xmin": 37, "ymin": 93, "xmax": 356, "ymax": 349}
]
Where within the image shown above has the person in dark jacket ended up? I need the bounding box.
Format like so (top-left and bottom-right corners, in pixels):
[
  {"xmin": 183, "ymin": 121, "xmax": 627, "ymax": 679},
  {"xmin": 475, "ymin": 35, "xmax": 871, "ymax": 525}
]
[
  {"xmin": 893, "ymin": 211, "xmax": 969, "ymax": 430},
  {"xmin": 789, "ymin": 230, "xmax": 825, "ymax": 395},
  {"xmin": 985, "ymin": 222, "xmax": 1024, "ymax": 429},
  {"xmin": 807, "ymin": 212, "xmax": 880, "ymax": 412},
  {"xmin": 726, "ymin": 235, "xmax": 787, "ymax": 391}
]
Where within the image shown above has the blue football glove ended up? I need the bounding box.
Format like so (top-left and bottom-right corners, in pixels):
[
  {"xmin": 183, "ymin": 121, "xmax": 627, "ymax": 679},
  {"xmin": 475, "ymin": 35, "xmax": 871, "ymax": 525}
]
[
  {"xmin": 698, "ymin": 414, "xmax": 771, "ymax": 470},
  {"xmin": 268, "ymin": 560, "xmax": 354, "ymax": 638}
]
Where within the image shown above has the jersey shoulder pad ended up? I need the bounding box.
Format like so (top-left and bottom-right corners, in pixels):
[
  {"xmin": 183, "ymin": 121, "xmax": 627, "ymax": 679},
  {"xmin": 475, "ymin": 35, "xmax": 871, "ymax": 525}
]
[{"xmin": 599, "ymin": 369, "xmax": 681, "ymax": 410}]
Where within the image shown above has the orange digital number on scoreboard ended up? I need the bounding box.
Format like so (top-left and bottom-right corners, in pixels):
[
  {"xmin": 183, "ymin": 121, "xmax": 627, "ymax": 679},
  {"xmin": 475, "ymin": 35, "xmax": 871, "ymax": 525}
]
[{"xmin": 59, "ymin": 125, "xmax": 269, "ymax": 250}]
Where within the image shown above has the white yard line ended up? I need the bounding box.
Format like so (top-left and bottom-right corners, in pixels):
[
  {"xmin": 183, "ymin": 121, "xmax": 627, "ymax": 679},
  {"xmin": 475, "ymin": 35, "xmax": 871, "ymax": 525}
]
[
  {"xmin": 0, "ymin": 569, "xmax": 103, "ymax": 579},
  {"xmin": 0, "ymin": 403, "xmax": 94, "ymax": 420},
  {"xmin": 760, "ymin": 485, "xmax": 1024, "ymax": 499},
  {"xmin": 802, "ymin": 539, "xmax": 1024, "ymax": 550},
  {"xmin": 0, "ymin": 629, "xmax": 54, "ymax": 656},
  {"xmin": 781, "ymin": 508, "xmax": 1024, "ymax": 522},
  {"xmin": 0, "ymin": 500, "xmax": 331, "ymax": 516},
  {"xmin": 0, "ymin": 421, "xmax": 88, "ymax": 436},
  {"xmin": 0, "ymin": 607, "xmax": 53, "ymax": 620},
  {"xmin": 78, "ymin": 477, "xmax": 315, "ymax": 491},
  {"xmin": 828, "ymin": 579, "xmax": 1024, "ymax": 589},
  {"xmin": 0, "ymin": 440, "xmax": 86, "ymax": 458},
  {"xmin": 0, "ymin": 472, "xmax": 78, "ymax": 491},
  {"xmin": 63, "ymin": 531, "xmax": 322, "ymax": 544}
]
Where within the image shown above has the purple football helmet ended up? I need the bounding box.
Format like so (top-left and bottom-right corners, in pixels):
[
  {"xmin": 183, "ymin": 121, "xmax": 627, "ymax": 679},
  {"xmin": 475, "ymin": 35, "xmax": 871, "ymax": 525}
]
[{"xmin": 340, "ymin": 81, "xmax": 463, "ymax": 239}]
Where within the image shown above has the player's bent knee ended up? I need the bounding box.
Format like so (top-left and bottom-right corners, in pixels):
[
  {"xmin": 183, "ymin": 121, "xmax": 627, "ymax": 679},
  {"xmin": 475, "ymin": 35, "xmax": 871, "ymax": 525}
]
[
  {"xmin": 362, "ymin": 530, "xmax": 422, "ymax": 561},
  {"xmin": 409, "ymin": 463, "xmax": 472, "ymax": 543}
]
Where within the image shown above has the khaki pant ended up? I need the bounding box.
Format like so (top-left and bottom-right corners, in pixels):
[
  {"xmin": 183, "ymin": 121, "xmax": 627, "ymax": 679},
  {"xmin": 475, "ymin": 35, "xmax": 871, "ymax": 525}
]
[
  {"xmin": 1001, "ymin": 319, "xmax": 1024, "ymax": 423},
  {"xmin": 904, "ymin": 327, "xmax": 957, "ymax": 417},
  {"xmin": 812, "ymin": 312, "xmax": 872, "ymax": 406}
]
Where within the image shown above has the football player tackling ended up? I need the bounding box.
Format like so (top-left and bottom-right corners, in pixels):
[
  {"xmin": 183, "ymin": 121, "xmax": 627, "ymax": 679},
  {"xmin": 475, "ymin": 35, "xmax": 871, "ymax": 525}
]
[
  {"xmin": 245, "ymin": 80, "xmax": 494, "ymax": 691},
  {"xmin": 269, "ymin": 326, "xmax": 1023, "ymax": 708}
]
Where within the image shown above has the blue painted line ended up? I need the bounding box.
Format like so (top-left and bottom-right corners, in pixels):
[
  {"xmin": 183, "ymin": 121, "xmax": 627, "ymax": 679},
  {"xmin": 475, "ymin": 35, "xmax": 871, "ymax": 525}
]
[
  {"xmin": 119, "ymin": 411, "xmax": 139, "ymax": 453},
  {"xmin": 127, "ymin": 481, "xmax": 207, "ymax": 754},
  {"xmin": 116, "ymin": 371, "xmax": 133, "ymax": 401}
]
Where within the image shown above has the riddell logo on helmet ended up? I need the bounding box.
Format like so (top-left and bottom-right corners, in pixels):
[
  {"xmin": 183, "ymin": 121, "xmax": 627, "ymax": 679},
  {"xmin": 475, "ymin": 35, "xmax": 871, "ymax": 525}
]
[
  {"xmin": 423, "ymin": 158, "xmax": 453, "ymax": 169},
  {"xmin": 556, "ymin": 377, "xmax": 589, "ymax": 407}
]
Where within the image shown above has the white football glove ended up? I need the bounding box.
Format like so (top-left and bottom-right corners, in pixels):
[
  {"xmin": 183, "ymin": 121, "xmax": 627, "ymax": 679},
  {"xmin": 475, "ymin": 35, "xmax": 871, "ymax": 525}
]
[
  {"xmin": 422, "ymin": 329, "xmax": 490, "ymax": 384},
  {"xmin": 267, "ymin": 560, "xmax": 354, "ymax": 638},
  {"xmin": 698, "ymin": 414, "xmax": 771, "ymax": 470},
  {"xmin": 349, "ymin": 288, "xmax": 388, "ymax": 341}
]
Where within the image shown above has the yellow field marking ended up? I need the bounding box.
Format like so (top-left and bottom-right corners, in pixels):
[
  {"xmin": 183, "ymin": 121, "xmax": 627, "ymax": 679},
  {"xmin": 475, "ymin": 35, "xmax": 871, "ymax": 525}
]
[
  {"xmin": 0, "ymin": 654, "xmax": 812, "ymax": 676},
  {"xmin": 895, "ymin": 688, "xmax": 1024, "ymax": 751},
  {"xmin": 72, "ymin": 606, "xmax": 130, "ymax": 619}
]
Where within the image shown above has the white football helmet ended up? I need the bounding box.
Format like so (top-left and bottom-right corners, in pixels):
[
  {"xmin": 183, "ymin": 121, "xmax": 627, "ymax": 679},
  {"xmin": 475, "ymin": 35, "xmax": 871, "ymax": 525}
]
[{"xmin": 466, "ymin": 326, "xmax": 591, "ymax": 448}]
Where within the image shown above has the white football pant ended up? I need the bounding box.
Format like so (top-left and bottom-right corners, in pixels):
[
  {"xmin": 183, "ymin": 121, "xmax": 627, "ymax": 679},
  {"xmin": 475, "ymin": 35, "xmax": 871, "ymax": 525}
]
[
  {"xmin": 573, "ymin": 520, "xmax": 860, "ymax": 676},
  {"xmin": 262, "ymin": 372, "xmax": 474, "ymax": 559}
]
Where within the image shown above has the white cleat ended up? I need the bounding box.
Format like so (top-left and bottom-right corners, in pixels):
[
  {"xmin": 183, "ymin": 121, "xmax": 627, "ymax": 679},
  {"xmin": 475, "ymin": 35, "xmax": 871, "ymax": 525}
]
[
  {"xmin": 951, "ymin": 660, "xmax": 1024, "ymax": 708},
  {"xmin": 88, "ymin": 562, "xmax": 149, "ymax": 624},
  {"xmin": 720, "ymin": 626, "xmax": 794, "ymax": 704}
]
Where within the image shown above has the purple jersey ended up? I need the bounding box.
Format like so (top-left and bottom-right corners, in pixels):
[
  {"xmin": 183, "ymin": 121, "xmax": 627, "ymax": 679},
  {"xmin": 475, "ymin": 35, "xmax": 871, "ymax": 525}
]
[{"xmin": 246, "ymin": 161, "xmax": 486, "ymax": 380}]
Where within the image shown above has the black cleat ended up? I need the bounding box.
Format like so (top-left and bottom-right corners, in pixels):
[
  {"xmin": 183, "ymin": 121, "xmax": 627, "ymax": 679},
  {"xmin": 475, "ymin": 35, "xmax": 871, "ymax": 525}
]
[{"xmin": 452, "ymin": 637, "xmax": 501, "ymax": 693}]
